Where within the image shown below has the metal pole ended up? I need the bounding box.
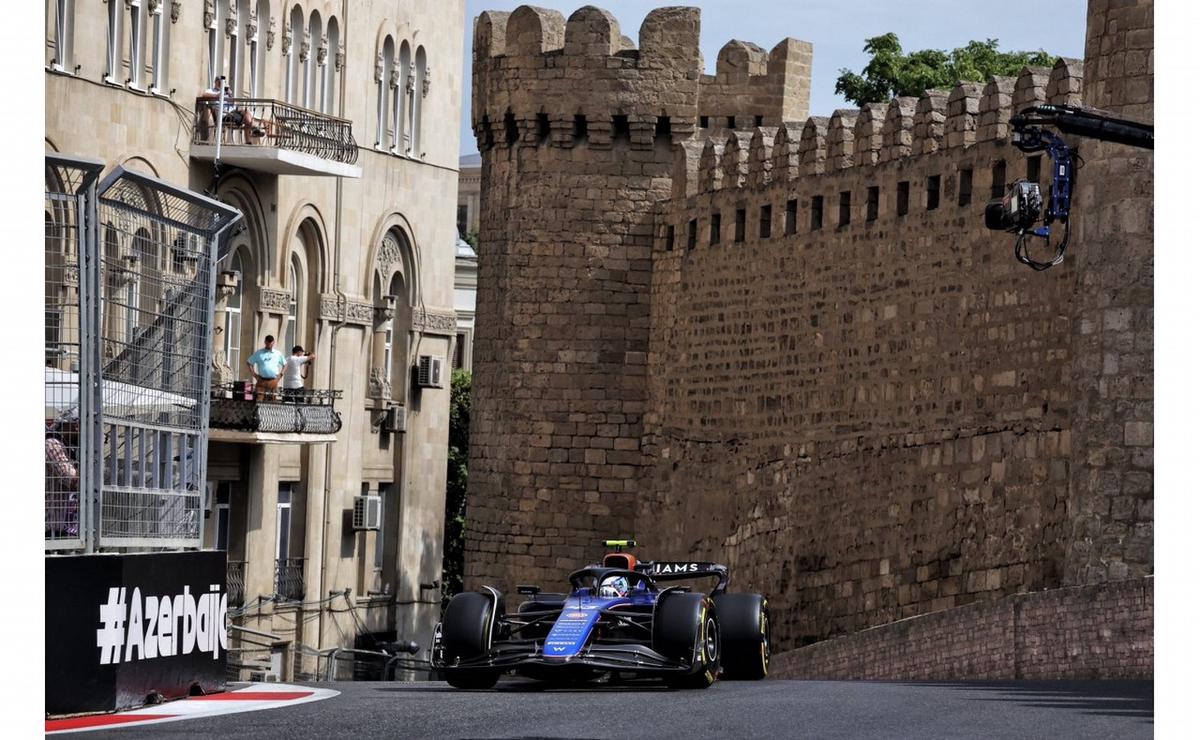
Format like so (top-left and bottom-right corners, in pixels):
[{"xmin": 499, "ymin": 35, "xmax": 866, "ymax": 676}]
[
  {"xmin": 214, "ymin": 81, "xmax": 226, "ymax": 167},
  {"xmin": 79, "ymin": 170, "xmax": 103, "ymax": 553}
]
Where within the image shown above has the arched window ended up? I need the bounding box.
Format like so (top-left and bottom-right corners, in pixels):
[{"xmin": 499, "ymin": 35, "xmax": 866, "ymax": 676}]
[
  {"xmin": 149, "ymin": 0, "xmax": 170, "ymax": 94},
  {"xmin": 323, "ymin": 17, "xmax": 340, "ymax": 114},
  {"xmin": 229, "ymin": 0, "xmax": 251, "ymax": 96},
  {"xmin": 251, "ymin": 0, "xmax": 270, "ymax": 96},
  {"xmin": 128, "ymin": 0, "xmax": 149, "ymax": 89},
  {"xmin": 304, "ymin": 10, "xmax": 322, "ymax": 109},
  {"xmin": 384, "ymin": 273, "xmax": 404, "ymax": 382},
  {"xmin": 207, "ymin": 0, "xmax": 227, "ymax": 87},
  {"xmin": 410, "ymin": 46, "xmax": 426, "ymax": 156},
  {"xmin": 286, "ymin": 6, "xmax": 304, "ymax": 104},
  {"xmin": 134, "ymin": 227, "xmax": 159, "ymax": 333},
  {"xmin": 376, "ymin": 36, "xmax": 395, "ymax": 148},
  {"xmin": 225, "ymin": 250, "xmax": 245, "ymax": 371},
  {"xmin": 47, "ymin": 0, "xmax": 75, "ymax": 71},
  {"xmin": 395, "ymin": 42, "xmax": 410, "ymax": 153},
  {"xmin": 105, "ymin": 0, "xmax": 124, "ymax": 83}
]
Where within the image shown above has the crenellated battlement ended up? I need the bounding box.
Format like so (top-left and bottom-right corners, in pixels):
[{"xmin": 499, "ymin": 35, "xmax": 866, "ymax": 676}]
[
  {"xmin": 471, "ymin": 5, "xmax": 812, "ymax": 153},
  {"xmin": 677, "ymin": 61, "xmax": 1083, "ymax": 199}
]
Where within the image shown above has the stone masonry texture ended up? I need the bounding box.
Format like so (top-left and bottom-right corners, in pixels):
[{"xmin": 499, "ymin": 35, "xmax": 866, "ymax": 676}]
[{"xmin": 465, "ymin": 0, "xmax": 1153, "ymax": 668}]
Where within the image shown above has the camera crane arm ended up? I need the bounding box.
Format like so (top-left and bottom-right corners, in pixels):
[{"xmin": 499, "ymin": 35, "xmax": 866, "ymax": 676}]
[{"xmin": 986, "ymin": 104, "xmax": 1153, "ymax": 271}]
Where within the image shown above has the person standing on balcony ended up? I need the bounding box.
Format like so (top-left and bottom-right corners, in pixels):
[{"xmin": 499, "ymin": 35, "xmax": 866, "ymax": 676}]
[
  {"xmin": 280, "ymin": 345, "xmax": 316, "ymax": 403},
  {"xmin": 200, "ymin": 77, "xmax": 265, "ymax": 139},
  {"xmin": 246, "ymin": 335, "xmax": 286, "ymax": 400}
]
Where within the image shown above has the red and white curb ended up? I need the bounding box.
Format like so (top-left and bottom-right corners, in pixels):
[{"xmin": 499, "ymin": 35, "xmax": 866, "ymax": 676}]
[{"xmin": 46, "ymin": 683, "xmax": 339, "ymax": 734}]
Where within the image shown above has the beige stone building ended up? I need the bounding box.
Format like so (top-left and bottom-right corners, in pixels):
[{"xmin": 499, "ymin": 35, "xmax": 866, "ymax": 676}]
[{"xmin": 45, "ymin": 0, "xmax": 466, "ymax": 679}]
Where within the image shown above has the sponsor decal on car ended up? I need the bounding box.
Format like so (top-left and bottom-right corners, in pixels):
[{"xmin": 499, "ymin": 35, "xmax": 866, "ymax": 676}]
[{"xmin": 649, "ymin": 562, "xmax": 702, "ymax": 575}]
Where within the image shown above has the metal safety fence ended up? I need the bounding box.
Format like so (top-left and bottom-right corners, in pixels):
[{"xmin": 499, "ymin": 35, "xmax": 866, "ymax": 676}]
[{"xmin": 45, "ymin": 154, "xmax": 242, "ymax": 551}]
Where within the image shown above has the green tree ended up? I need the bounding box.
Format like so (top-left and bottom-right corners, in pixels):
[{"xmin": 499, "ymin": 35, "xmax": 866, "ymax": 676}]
[
  {"xmin": 835, "ymin": 33, "xmax": 1056, "ymax": 107},
  {"xmin": 441, "ymin": 368, "xmax": 471, "ymax": 609},
  {"xmin": 462, "ymin": 230, "xmax": 479, "ymax": 250}
]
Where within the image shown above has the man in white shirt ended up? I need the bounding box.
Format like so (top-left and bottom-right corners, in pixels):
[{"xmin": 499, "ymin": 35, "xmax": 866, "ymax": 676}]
[
  {"xmin": 281, "ymin": 345, "xmax": 316, "ymax": 402},
  {"xmin": 200, "ymin": 76, "xmax": 265, "ymax": 139}
]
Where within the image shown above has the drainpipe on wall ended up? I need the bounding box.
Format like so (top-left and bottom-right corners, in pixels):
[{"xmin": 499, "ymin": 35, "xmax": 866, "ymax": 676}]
[{"xmin": 318, "ymin": 0, "xmax": 351, "ymax": 655}]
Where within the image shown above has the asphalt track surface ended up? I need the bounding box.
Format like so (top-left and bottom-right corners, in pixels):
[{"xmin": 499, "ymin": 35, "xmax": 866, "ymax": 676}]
[{"xmin": 82, "ymin": 678, "xmax": 1152, "ymax": 739}]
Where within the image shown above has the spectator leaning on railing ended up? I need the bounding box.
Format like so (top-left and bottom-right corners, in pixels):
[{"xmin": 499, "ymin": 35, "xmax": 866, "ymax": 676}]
[
  {"xmin": 246, "ymin": 335, "xmax": 286, "ymax": 400},
  {"xmin": 200, "ymin": 76, "xmax": 265, "ymax": 139}
]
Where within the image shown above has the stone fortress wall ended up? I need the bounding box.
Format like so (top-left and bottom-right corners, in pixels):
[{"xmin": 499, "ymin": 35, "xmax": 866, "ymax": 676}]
[{"xmin": 466, "ymin": 0, "xmax": 1152, "ymax": 659}]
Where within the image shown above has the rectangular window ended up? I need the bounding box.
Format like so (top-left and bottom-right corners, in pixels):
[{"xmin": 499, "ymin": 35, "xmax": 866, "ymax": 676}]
[
  {"xmin": 897, "ymin": 181, "xmax": 910, "ymax": 216},
  {"xmin": 710, "ymin": 213, "xmax": 722, "ymax": 245},
  {"xmin": 536, "ymin": 113, "xmax": 550, "ymax": 142},
  {"xmin": 991, "ymin": 161, "xmax": 1007, "ymax": 199},
  {"xmin": 1026, "ymin": 155, "xmax": 1041, "ymax": 184},
  {"xmin": 759, "ymin": 205, "xmax": 772, "ymax": 239},
  {"xmin": 838, "ymin": 191, "xmax": 851, "ymax": 226},
  {"xmin": 687, "ymin": 218, "xmax": 697, "ymax": 250},
  {"xmin": 215, "ymin": 482, "xmax": 231, "ymax": 552},
  {"xmin": 698, "ymin": 115, "xmax": 709, "ymax": 129},
  {"xmin": 49, "ymin": 0, "xmax": 75, "ymax": 71},
  {"xmin": 456, "ymin": 205, "xmax": 468, "ymax": 237},
  {"xmin": 958, "ymin": 168, "xmax": 973, "ymax": 206},
  {"xmin": 655, "ymin": 116, "xmax": 672, "ymax": 146},
  {"xmin": 105, "ymin": 0, "xmax": 122, "ymax": 82},
  {"xmin": 785, "ymin": 199, "xmax": 798, "ymax": 235},
  {"xmin": 810, "ymin": 195, "xmax": 824, "ymax": 230},
  {"xmin": 375, "ymin": 483, "xmax": 392, "ymax": 569},
  {"xmin": 866, "ymin": 186, "xmax": 880, "ymax": 222},
  {"xmin": 726, "ymin": 115, "xmax": 737, "ymax": 129},
  {"xmin": 754, "ymin": 114, "xmax": 764, "ymax": 127},
  {"xmin": 276, "ymin": 483, "xmax": 293, "ymax": 560},
  {"xmin": 734, "ymin": 209, "xmax": 746, "ymax": 243},
  {"xmin": 926, "ymin": 175, "xmax": 941, "ymax": 210},
  {"xmin": 666, "ymin": 225, "xmax": 674, "ymax": 251},
  {"xmin": 453, "ymin": 332, "xmax": 466, "ymax": 369}
]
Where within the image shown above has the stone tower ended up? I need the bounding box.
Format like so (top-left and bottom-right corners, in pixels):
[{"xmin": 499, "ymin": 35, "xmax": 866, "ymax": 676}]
[{"xmin": 465, "ymin": 4, "xmax": 812, "ymax": 593}]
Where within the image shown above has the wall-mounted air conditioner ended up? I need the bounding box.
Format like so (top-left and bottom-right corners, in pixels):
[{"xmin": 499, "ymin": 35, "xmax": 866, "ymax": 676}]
[
  {"xmin": 352, "ymin": 495, "xmax": 382, "ymax": 530},
  {"xmin": 416, "ymin": 355, "xmax": 443, "ymax": 389},
  {"xmin": 383, "ymin": 405, "xmax": 406, "ymax": 434}
]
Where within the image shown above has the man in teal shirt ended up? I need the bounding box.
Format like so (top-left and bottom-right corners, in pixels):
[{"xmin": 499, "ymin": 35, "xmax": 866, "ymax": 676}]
[{"xmin": 246, "ymin": 335, "xmax": 286, "ymax": 400}]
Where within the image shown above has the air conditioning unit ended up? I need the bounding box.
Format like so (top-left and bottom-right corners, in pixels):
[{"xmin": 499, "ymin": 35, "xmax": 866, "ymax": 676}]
[
  {"xmin": 352, "ymin": 495, "xmax": 382, "ymax": 530},
  {"xmin": 416, "ymin": 355, "xmax": 443, "ymax": 389},
  {"xmin": 382, "ymin": 405, "xmax": 406, "ymax": 434}
]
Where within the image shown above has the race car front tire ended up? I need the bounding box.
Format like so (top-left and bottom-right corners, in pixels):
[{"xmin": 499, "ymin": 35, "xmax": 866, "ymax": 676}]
[
  {"xmin": 712, "ymin": 593, "xmax": 770, "ymax": 680},
  {"xmin": 441, "ymin": 591, "xmax": 504, "ymax": 690},
  {"xmin": 653, "ymin": 592, "xmax": 720, "ymax": 689}
]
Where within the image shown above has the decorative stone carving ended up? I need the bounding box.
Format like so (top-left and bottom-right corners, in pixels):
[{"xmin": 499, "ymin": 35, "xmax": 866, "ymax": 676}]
[
  {"xmin": 299, "ymin": 39, "xmax": 311, "ymax": 64},
  {"xmin": 389, "ymin": 66, "xmax": 400, "ymax": 88},
  {"xmin": 246, "ymin": 21, "xmax": 257, "ymax": 41},
  {"xmin": 374, "ymin": 52, "xmax": 383, "ymax": 82},
  {"xmin": 422, "ymin": 66, "xmax": 432, "ymax": 97},
  {"xmin": 345, "ymin": 301, "xmax": 374, "ymax": 325},
  {"xmin": 225, "ymin": 2, "xmax": 237, "ymax": 35},
  {"xmin": 266, "ymin": 16, "xmax": 275, "ymax": 49},
  {"xmin": 317, "ymin": 37, "xmax": 328, "ymax": 67},
  {"xmin": 147, "ymin": 0, "xmax": 161, "ymax": 15},
  {"xmin": 318, "ymin": 293, "xmax": 340, "ymax": 321},
  {"xmin": 170, "ymin": 0, "xmax": 181, "ymax": 23},
  {"xmin": 335, "ymin": 44, "xmax": 345, "ymax": 72},
  {"xmin": 64, "ymin": 265, "xmax": 80, "ymax": 286},
  {"xmin": 281, "ymin": 20, "xmax": 291, "ymax": 54},
  {"xmin": 258, "ymin": 287, "xmax": 292, "ymax": 313},
  {"xmin": 204, "ymin": 0, "xmax": 214, "ymax": 29},
  {"xmin": 377, "ymin": 232, "xmax": 403, "ymax": 273},
  {"xmin": 412, "ymin": 309, "xmax": 459, "ymax": 335},
  {"xmin": 374, "ymin": 297, "xmax": 397, "ymax": 330},
  {"xmin": 368, "ymin": 367, "xmax": 391, "ymax": 400},
  {"xmin": 215, "ymin": 270, "xmax": 239, "ymax": 305},
  {"xmin": 405, "ymin": 73, "xmax": 415, "ymax": 95},
  {"xmin": 211, "ymin": 351, "xmax": 234, "ymax": 384}
]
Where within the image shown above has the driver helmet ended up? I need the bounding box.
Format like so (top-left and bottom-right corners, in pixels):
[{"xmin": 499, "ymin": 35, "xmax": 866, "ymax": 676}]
[{"xmin": 599, "ymin": 575, "xmax": 630, "ymax": 598}]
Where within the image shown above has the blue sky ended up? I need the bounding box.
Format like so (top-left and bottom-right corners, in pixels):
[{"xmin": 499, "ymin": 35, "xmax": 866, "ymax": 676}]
[{"xmin": 459, "ymin": 0, "xmax": 1086, "ymax": 156}]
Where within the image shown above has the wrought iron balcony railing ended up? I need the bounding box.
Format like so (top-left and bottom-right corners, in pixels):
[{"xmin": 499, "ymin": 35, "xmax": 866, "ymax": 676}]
[
  {"xmin": 227, "ymin": 560, "xmax": 245, "ymax": 608},
  {"xmin": 210, "ymin": 383, "xmax": 343, "ymax": 436},
  {"xmin": 274, "ymin": 557, "xmax": 305, "ymax": 602},
  {"xmin": 192, "ymin": 97, "xmax": 359, "ymax": 166}
]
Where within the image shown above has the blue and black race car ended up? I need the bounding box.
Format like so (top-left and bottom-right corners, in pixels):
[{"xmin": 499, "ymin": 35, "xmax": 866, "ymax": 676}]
[{"xmin": 431, "ymin": 541, "xmax": 770, "ymax": 689}]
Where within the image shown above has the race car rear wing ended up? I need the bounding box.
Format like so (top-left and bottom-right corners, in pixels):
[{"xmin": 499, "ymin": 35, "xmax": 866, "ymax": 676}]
[{"xmin": 635, "ymin": 561, "xmax": 730, "ymax": 594}]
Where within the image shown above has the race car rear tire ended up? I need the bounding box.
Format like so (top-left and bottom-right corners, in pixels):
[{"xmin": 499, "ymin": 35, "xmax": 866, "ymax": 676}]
[
  {"xmin": 653, "ymin": 592, "xmax": 720, "ymax": 689},
  {"xmin": 713, "ymin": 593, "xmax": 770, "ymax": 680},
  {"xmin": 442, "ymin": 591, "xmax": 501, "ymax": 664}
]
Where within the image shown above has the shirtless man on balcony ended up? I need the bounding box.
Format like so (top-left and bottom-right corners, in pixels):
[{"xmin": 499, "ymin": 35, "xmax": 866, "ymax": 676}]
[{"xmin": 200, "ymin": 76, "xmax": 265, "ymax": 139}]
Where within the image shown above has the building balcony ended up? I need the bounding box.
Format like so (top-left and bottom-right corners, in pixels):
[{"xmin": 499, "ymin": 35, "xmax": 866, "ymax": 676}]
[
  {"xmin": 209, "ymin": 383, "xmax": 342, "ymax": 444},
  {"xmin": 274, "ymin": 558, "xmax": 306, "ymax": 602},
  {"xmin": 191, "ymin": 97, "xmax": 362, "ymax": 178},
  {"xmin": 227, "ymin": 560, "xmax": 246, "ymax": 608}
]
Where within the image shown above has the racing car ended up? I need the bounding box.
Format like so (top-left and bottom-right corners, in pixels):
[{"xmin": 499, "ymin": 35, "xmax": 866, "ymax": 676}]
[{"xmin": 431, "ymin": 541, "xmax": 770, "ymax": 689}]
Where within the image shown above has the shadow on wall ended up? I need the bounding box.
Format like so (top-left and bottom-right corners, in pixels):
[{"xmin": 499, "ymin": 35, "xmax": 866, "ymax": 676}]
[{"xmin": 897, "ymin": 680, "xmax": 1153, "ymax": 721}]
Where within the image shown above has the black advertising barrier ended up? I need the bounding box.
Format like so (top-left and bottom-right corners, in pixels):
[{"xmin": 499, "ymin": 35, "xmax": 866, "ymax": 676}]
[{"xmin": 46, "ymin": 551, "xmax": 228, "ymax": 715}]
